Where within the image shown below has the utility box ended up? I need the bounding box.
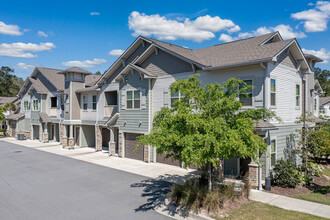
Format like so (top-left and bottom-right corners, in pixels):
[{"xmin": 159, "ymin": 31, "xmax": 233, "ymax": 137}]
[{"xmin": 17, "ymin": 133, "xmax": 26, "ymax": 140}]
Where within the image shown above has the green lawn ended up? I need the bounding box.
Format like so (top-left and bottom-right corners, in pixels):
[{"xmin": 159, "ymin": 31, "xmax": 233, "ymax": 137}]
[
  {"xmin": 291, "ymin": 185, "xmax": 330, "ymax": 205},
  {"xmin": 217, "ymin": 202, "xmax": 327, "ymax": 220},
  {"xmin": 0, "ymin": 131, "xmax": 3, "ymax": 136},
  {"xmin": 323, "ymin": 168, "xmax": 330, "ymax": 178}
]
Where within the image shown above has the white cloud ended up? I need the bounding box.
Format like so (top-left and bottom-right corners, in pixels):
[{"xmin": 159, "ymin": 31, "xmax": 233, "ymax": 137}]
[
  {"xmin": 15, "ymin": 62, "xmax": 36, "ymax": 69},
  {"xmin": 302, "ymin": 48, "xmax": 330, "ymax": 63},
  {"xmin": 61, "ymin": 58, "xmax": 107, "ymax": 68},
  {"xmin": 0, "ymin": 42, "xmax": 56, "ymax": 58},
  {"xmin": 291, "ymin": 1, "xmax": 330, "ymax": 32},
  {"xmin": 0, "ymin": 21, "xmax": 23, "ymax": 36},
  {"xmin": 109, "ymin": 49, "xmax": 124, "ymax": 56},
  {"xmin": 90, "ymin": 12, "xmax": 100, "ymax": 16},
  {"xmin": 38, "ymin": 31, "xmax": 48, "ymax": 37},
  {"xmin": 227, "ymin": 25, "xmax": 241, "ymax": 34},
  {"xmin": 220, "ymin": 24, "xmax": 307, "ymax": 43},
  {"xmin": 219, "ymin": 34, "xmax": 236, "ymax": 42},
  {"xmin": 128, "ymin": 11, "xmax": 239, "ymax": 42}
]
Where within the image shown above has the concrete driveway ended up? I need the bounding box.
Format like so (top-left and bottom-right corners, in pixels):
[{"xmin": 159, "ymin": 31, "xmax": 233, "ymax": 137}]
[{"xmin": 0, "ymin": 141, "xmax": 173, "ymax": 220}]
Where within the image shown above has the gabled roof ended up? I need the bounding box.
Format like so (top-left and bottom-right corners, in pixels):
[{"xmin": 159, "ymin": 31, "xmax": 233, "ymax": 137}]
[
  {"xmin": 28, "ymin": 77, "xmax": 49, "ymax": 94},
  {"xmin": 39, "ymin": 112, "xmax": 51, "ymax": 123},
  {"xmin": 97, "ymin": 32, "xmax": 315, "ymax": 86},
  {"xmin": 0, "ymin": 97, "xmax": 19, "ymax": 106},
  {"xmin": 304, "ymin": 53, "xmax": 323, "ymax": 62},
  {"xmin": 5, "ymin": 113, "xmax": 24, "ymax": 120},
  {"xmin": 85, "ymin": 74, "xmax": 102, "ymax": 87},
  {"xmin": 320, "ymin": 97, "xmax": 330, "ymax": 106},
  {"xmin": 59, "ymin": 67, "xmax": 92, "ymax": 75},
  {"xmin": 37, "ymin": 67, "xmax": 64, "ymax": 91}
]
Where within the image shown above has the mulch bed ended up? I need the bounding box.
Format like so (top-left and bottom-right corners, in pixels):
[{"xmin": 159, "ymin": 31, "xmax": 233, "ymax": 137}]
[{"xmin": 268, "ymin": 173, "xmax": 330, "ymax": 197}]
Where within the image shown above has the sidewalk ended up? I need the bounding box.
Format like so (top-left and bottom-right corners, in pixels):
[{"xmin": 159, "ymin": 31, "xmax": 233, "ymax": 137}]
[
  {"xmin": 250, "ymin": 189, "xmax": 330, "ymax": 219},
  {"xmin": 0, "ymin": 138, "xmax": 198, "ymax": 182}
]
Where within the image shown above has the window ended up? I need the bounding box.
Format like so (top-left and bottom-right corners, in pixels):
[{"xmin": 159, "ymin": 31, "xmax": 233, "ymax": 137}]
[
  {"xmin": 24, "ymin": 101, "xmax": 29, "ymax": 111},
  {"xmin": 239, "ymin": 80, "xmax": 253, "ymax": 106},
  {"xmin": 320, "ymin": 107, "xmax": 325, "ymax": 114},
  {"xmin": 270, "ymin": 79, "xmax": 276, "ymax": 106},
  {"xmin": 92, "ymin": 95, "xmax": 97, "ymax": 110},
  {"xmin": 127, "ymin": 90, "xmax": 140, "ymax": 109},
  {"xmin": 51, "ymin": 97, "xmax": 57, "ymax": 108},
  {"xmin": 170, "ymin": 91, "xmax": 186, "ymax": 107},
  {"xmin": 32, "ymin": 100, "xmax": 39, "ymax": 111},
  {"xmin": 271, "ymin": 139, "xmax": 276, "ymax": 167},
  {"xmin": 83, "ymin": 96, "xmax": 87, "ymax": 110},
  {"xmin": 296, "ymin": 85, "xmax": 300, "ymax": 107},
  {"xmin": 314, "ymin": 99, "xmax": 317, "ymax": 111}
]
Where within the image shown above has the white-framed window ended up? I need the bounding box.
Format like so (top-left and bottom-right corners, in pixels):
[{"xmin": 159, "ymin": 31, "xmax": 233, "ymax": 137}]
[
  {"xmin": 296, "ymin": 84, "xmax": 300, "ymax": 107},
  {"xmin": 270, "ymin": 139, "xmax": 277, "ymax": 167},
  {"xmin": 92, "ymin": 95, "xmax": 97, "ymax": 110},
  {"xmin": 270, "ymin": 79, "xmax": 276, "ymax": 106},
  {"xmin": 314, "ymin": 99, "xmax": 317, "ymax": 111},
  {"xmin": 83, "ymin": 96, "xmax": 87, "ymax": 110},
  {"xmin": 320, "ymin": 107, "xmax": 325, "ymax": 114},
  {"xmin": 127, "ymin": 90, "xmax": 140, "ymax": 109},
  {"xmin": 170, "ymin": 91, "xmax": 186, "ymax": 107},
  {"xmin": 239, "ymin": 80, "xmax": 253, "ymax": 106},
  {"xmin": 32, "ymin": 100, "xmax": 39, "ymax": 111},
  {"xmin": 24, "ymin": 101, "xmax": 29, "ymax": 111}
]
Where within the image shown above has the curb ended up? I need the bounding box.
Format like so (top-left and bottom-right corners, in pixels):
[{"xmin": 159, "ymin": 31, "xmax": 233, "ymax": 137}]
[{"xmin": 154, "ymin": 196, "xmax": 213, "ymax": 220}]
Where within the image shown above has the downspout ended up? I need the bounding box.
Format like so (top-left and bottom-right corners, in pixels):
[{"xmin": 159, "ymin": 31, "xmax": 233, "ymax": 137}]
[
  {"xmin": 95, "ymin": 91, "xmax": 100, "ymax": 152},
  {"xmin": 259, "ymin": 62, "xmax": 268, "ymax": 191},
  {"xmin": 147, "ymin": 78, "xmax": 152, "ymax": 163}
]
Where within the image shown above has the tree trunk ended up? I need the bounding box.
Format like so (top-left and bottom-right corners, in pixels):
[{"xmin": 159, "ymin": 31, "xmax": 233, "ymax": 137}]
[{"xmin": 208, "ymin": 162, "xmax": 212, "ymax": 191}]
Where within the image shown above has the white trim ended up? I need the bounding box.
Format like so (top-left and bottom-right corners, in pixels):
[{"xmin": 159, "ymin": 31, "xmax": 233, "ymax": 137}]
[
  {"xmin": 270, "ymin": 137, "xmax": 277, "ymax": 168},
  {"xmin": 259, "ymin": 32, "xmax": 283, "ymax": 46}
]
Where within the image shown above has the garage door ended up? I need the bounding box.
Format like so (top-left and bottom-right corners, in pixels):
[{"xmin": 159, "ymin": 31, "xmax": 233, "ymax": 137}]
[
  {"xmin": 125, "ymin": 133, "xmax": 144, "ymax": 161},
  {"xmin": 102, "ymin": 128, "xmax": 110, "ymax": 150},
  {"xmin": 156, "ymin": 153, "xmax": 181, "ymax": 167}
]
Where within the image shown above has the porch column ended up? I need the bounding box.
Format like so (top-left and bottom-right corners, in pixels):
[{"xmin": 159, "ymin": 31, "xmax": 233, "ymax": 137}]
[
  {"xmin": 43, "ymin": 123, "xmax": 49, "ymax": 143},
  {"xmin": 62, "ymin": 125, "xmax": 67, "ymax": 147},
  {"xmin": 248, "ymin": 160, "xmax": 259, "ymax": 189},
  {"xmin": 68, "ymin": 125, "xmax": 74, "ymax": 149},
  {"xmin": 109, "ymin": 127, "xmax": 116, "ymax": 156}
]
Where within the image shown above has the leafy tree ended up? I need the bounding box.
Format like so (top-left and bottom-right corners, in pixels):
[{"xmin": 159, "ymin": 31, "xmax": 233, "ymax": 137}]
[
  {"xmin": 0, "ymin": 66, "xmax": 24, "ymax": 97},
  {"xmin": 137, "ymin": 74, "xmax": 276, "ymax": 190},
  {"xmin": 314, "ymin": 67, "xmax": 330, "ymax": 97},
  {"xmin": 307, "ymin": 124, "xmax": 330, "ymax": 161},
  {"xmin": 95, "ymin": 71, "xmax": 101, "ymax": 75}
]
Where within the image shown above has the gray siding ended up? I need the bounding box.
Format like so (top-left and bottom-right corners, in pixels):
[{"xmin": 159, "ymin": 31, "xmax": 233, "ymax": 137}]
[
  {"xmin": 140, "ymin": 50, "xmax": 193, "ymax": 76},
  {"xmin": 266, "ymin": 124, "xmax": 302, "ymax": 177},
  {"xmin": 277, "ymin": 51, "xmax": 297, "ymax": 69},
  {"xmin": 107, "ymin": 42, "xmax": 151, "ymax": 83},
  {"xmin": 116, "ymin": 70, "xmax": 149, "ymax": 133}
]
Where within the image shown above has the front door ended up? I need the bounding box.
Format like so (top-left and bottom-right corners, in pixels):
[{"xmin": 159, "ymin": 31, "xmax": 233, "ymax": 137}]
[{"xmin": 75, "ymin": 127, "xmax": 80, "ymax": 146}]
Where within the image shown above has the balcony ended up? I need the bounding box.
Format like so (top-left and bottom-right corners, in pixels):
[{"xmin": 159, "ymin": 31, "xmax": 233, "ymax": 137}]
[
  {"xmin": 104, "ymin": 105, "xmax": 117, "ymax": 118},
  {"xmin": 50, "ymin": 108, "xmax": 57, "ymax": 117}
]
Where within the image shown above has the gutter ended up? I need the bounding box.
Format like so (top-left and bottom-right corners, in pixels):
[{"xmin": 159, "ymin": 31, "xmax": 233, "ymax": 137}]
[{"xmin": 203, "ymin": 58, "xmax": 272, "ymax": 71}]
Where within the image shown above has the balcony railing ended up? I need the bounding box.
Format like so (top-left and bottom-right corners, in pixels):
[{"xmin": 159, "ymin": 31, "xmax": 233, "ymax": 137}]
[
  {"xmin": 50, "ymin": 108, "xmax": 57, "ymax": 117},
  {"xmin": 104, "ymin": 105, "xmax": 117, "ymax": 118}
]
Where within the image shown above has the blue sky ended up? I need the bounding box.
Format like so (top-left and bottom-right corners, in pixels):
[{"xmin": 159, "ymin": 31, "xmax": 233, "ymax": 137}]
[{"xmin": 1, "ymin": 0, "xmax": 330, "ymax": 78}]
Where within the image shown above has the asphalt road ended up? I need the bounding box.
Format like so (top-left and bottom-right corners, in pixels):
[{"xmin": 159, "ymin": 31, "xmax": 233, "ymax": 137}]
[{"xmin": 0, "ymin": 141, "xmax": 172, "ymax": 220}]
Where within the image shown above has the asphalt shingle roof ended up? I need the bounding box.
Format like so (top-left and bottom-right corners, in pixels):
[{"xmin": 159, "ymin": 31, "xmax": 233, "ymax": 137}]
[
  {"xmin": 29, "ymin": 77, "xmax": 49, "ymax": 93},
  {"xmin": 320, "ymin": 97, "xmax": 330, "ymax": 106},
  {"xmin": 144, "ymin": 32, "xmax": 293, "ymax": 68},
  {"xmin": 0, "ymin": 97, "xmax": 19, "ymax": 106},
  {"xmin": 37, "ymin": 67, "xmax": 64, "ymax": 91}
]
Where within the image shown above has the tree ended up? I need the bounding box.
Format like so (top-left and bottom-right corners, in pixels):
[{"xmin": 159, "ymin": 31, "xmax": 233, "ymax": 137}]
[
  {"xmin": 314, "ymin": 67, "xmax": 330, "ymax": 97},
  {"xmin": 0, "ymin": 66, "xmax": 24, "ymax": 97},
  {"xmin": 95, "ymin": 71, "xmax": 101, "ymax": 75},
  {"xmin": 307, "ymin": 124, "xmax": 330, "ymax": 161},
  {"xmin": 137, "ymin": 75, "xmax": 276, "ymax": 190}
]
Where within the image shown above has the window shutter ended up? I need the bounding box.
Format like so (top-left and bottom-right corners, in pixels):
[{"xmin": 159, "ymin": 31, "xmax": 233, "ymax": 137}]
[
  {"xmin": 141, "ymin": 89, "xmax": 146, "ymax": 109},
  {"xmin": 121, "ymin": 89, "xmax": 126, "ymax": 110},
  {"xmin": 163, "ymin": 88, "xmax": 169, "ymax": 107}
]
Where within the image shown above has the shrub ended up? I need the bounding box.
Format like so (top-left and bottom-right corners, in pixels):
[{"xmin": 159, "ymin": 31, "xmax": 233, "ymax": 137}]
[
  {"xmin": 306, "ymin": 162, "xmax": 324, "ymax": 177},
  {"xmin": 307, "ymin": 125, "xmax": 330, "ymax": 159},
  {"xmin": 273, "ymin": 159, "xmax": 300, "ymax": 188},
  {"xmin": 169, "ymin": 176, "xmax": 249, "ymax": 215}
]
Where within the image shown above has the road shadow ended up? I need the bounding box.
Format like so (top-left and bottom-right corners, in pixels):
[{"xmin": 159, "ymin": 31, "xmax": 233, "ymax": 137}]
[{"xmin": 131, "ymin": 172, "xmax": 201, "ymax": 217}]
